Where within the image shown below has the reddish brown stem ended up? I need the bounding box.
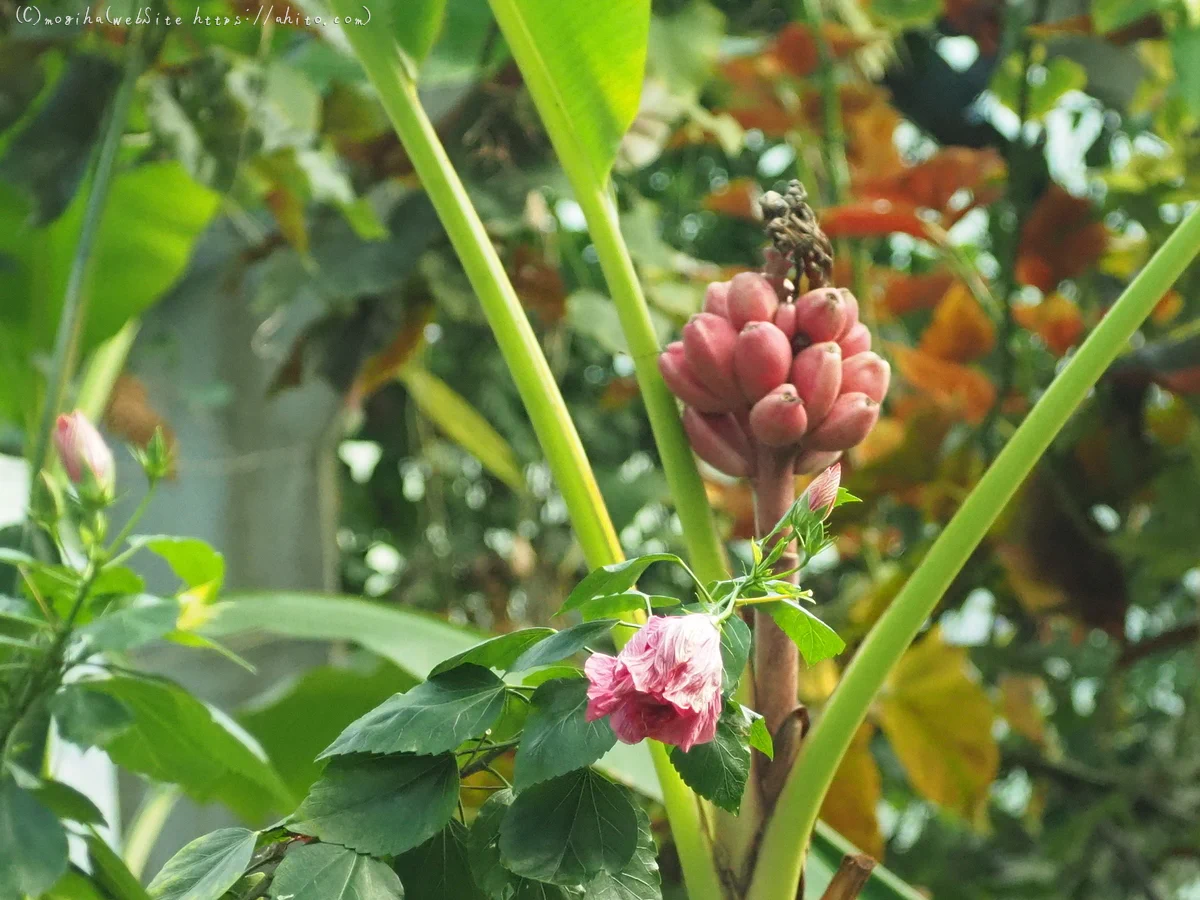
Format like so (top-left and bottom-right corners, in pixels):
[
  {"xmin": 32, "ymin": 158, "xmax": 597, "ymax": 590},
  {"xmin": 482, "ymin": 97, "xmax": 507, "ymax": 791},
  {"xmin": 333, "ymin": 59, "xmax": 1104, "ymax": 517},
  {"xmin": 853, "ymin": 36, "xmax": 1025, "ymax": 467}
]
[
  {"xmin": 751, "ymin": 449, "xmax": 801, "ymax": 806},
  {"xmin": 819, "ymin": 854, "xmax": 877, "ymax": 900}
]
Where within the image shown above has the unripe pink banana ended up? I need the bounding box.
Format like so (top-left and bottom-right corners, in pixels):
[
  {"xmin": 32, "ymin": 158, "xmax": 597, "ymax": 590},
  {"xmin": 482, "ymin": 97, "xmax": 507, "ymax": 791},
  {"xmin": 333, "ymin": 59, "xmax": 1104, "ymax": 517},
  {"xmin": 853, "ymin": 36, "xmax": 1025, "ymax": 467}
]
[
  {"xmin": 790, "ymin": 341, "xmax": 842, "ymax": 425},
  {"xmin": 792, "ymin": 288, "xmax": 851, "ymax": 343},
  {"xmin": 727, "ymin": 272, "xmax": 780, "ymax": 330},
  {"xmin": 840, "ymin": 321, "xmax": 872, "ymax": 358},
  {"xmin": 683, "ymin": 408, "xmax": 753, "ymax": 478},
  {"xmin": 748, "ymin": 385, "xmax": 809, "ymax": 447},
  {"xmin": 807, "ymin": 392, "xmax": 880, "ymax": 451},
  {"xmin": 682, "ymin": 313, "xmax": 742, "ymax": 406},
  {"xmin": 836, "ymin": 288, "xmax": 860, "ymax": 339},
  {"xmin": 659, "ymin": 342, "xmax": 728, "ymax": 413},
  {"xmin": 734, "ymin": 321, "xmax": 792, "ymax": 403},
  {"xmin": 704, "ymin": 281, "xmax": 731, "ymax": 318},
  {"xmin": 839, "ymin": 352, "xmax": 890, "ymax": 403},
  {"xmin": 795, "ymin": 448, "xmax": 843, "ymax": 476},
  {"xmin": 774, "ymin": 303, "xmax": 798, "ymax": 341}
]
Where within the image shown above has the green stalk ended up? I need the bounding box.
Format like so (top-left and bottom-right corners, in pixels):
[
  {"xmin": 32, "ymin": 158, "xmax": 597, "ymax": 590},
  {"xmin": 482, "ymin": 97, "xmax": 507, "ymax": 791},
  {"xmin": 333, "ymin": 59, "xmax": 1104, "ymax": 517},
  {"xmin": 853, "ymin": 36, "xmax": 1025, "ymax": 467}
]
[
  {"xmin": 23, "ymin": 31, "xmax": 143, "ymax": 536},
  {"xmin": 485, "ymin": 0, "xmax": 728, "ymax": 587},
  {"xmin": 329, "ymin": 15, "xmax": 723, "ymax": 899},
  {"xmin": 329, "ymin": 12, "xmax": 620, "ymax": 567},
  {"xmin": 748, "ymin": 205, "xmax": 1200, "ymax": 900}
]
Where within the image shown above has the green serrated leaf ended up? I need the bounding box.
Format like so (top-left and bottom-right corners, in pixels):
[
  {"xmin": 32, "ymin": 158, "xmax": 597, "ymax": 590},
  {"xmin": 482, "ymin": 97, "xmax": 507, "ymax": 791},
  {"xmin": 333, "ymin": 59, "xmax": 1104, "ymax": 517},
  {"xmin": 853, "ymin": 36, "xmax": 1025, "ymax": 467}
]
[
  {"xmin": 719, "ymin": 615, "xmax": 751, "ymax": 693},
  {"xmin": 430, "ymin": 628, "xmax": 556, "ymax": 677},
  {"xmin": 129, "ymin": 536, "xmax": 225, "ymax": 597},
  {"xmin": 147, "ymin": 827, "xmax": 257, "ymax": 900},
  {"xmin": 76, "ymin": 594, "xmax": 180, "ymax": 655},
  {"xmin": 668, "ymin": 706, "xmax": 750, "ymax": 814},
  {"xmin": 320, "ymin": 664, "xmax": 507, "ymax": 758},
  {"xmin": 584, "ymin": 805, "xmax": 662, "ymax": 900},
  {"xmin": 510, "ymin": 619, "xmax": 617, "ymax": 671},
  {"xmin": 291, "ymin": 754, "xmax": 459, "ymax": 856},
  {"xmin": 761, "ymin": 601, "xmax": 846, "ymax": 665},
  {"xmin": 0, "ymin": 777, "xmax": 69, "ymax": 899},
  {"xmin": 468, "ymin": 792, "xmax": 585, "ymax": 900},
  {"xmin": 747, "ymin": 712, "xmax": 774, "ymax": 761},
  {"xmin": 488, "ymin": 0, "xmax": 649, "ymax": 180},
  {"xmin": 50, "ymin": 683, "xmax": 134, "ymax": 747},
  {"xmin": 514, "ymin": 678, "xmax": 616, "ymax": 791},
  {"xmin": 559, "ymin": 555, "xmax": 680, "ymax": 616},
  {"xmin": 394, "ymin": 820, "xmax": 483, "ymax": 900},
  {"xmin": 500, "ymin": 768, "xmax": 638, "ymax": 885},
  {"xmin": 269, "ymin": 842, "xmax": 403, "ymax": 900}
]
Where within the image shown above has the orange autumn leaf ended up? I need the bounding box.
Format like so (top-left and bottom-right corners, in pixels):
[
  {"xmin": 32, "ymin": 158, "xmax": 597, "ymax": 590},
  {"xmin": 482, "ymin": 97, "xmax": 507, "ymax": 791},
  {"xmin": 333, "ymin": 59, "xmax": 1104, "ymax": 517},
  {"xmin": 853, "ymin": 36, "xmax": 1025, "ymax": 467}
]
[
  {"xmin": 348, "ymin": 314, "xmax": 431, "ymax": 406},
  {"xmin": 881, "ymin": 270, "xmax": 957, "ymax": 317},
  {"xmin": 918, "ymin": 282, "xmax": 997, "ymax": 363},
  {"xmin": 511, "ymin": 245, "xmax": 567, "ymax": 324},
  {"xmin": 1152, "ymin": 290, "xmax": 1183, "ymax": 325},
  {"xmin": 1017, "ymin": 186, "xmax": 1108, "ymax": 291},
  {"xmin": 1013, "ymin": 293, "xmax": 1085, "ymax": 356},
  {"xmin": 771, "ymin": 21, "xmax": 870, "ymax": 77},
  {"xmin": 890, "ymin": 345, "xmax": 996, "ymax": 423},
  {"xmin": 1000, "ymin": 674, "xmax": 1048, "ymax": 746},
  {"xmin": 855, "ymin": 147, "xmax": 1006, "ymax": 219},
  {"xmin": 822, "ymin": 200, "xmax": 929, "ymax": 239},
  {"xmin": 821, "ymin": 722, "xmax": 885, "ymax": 859},
  {"xmin": 703, "ymin": 177, "xmax": 762, "ymax": 221}
]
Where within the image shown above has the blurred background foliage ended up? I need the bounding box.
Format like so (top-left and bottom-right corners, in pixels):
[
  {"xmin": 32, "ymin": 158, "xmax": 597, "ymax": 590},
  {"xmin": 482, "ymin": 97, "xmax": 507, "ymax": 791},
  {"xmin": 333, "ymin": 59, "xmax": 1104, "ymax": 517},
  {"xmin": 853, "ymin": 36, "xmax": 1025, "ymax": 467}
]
[{"xmin": 2, "ymin": 0, "xmax": 1200, "ymax": 896}]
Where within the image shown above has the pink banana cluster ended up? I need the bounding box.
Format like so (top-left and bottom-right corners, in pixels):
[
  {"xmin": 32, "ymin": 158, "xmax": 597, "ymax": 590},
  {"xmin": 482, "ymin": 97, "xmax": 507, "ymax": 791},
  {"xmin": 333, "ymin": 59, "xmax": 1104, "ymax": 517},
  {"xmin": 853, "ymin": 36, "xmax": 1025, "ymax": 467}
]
[{"xmin": 659, "ymin": 271, "xmax": 889, "ymax": 478}]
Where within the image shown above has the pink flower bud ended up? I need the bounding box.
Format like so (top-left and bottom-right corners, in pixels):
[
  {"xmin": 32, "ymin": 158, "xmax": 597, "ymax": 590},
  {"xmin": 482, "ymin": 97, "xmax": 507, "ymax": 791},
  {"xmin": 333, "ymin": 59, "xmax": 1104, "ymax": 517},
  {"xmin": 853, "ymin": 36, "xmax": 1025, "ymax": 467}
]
[
  {"xmin": 796, "ymin": 448, "xmax": 843, "ymax": 476},
  {"xmin": 790, "ymin": 342, "xmax": 842, "ymax": 425},
  {"xmin": 727, "ymin": 272, "xmax": 779, "ymax": 331},
  {"xmin": 54, "ymin": 412, "xmax": 115, "ymax": 492},
  {"xmin": 682, "ymin": 408, "xmax": 753, "ymax": 478},
  {"xmin": 774, "ymin": 303, "xmax": 799, "ymax": 341},
  {"xmin": 659, "ymin": 343, "xmax": 729, "ymax": 413},
  {"xmin": 839, "ymin": 352, "xmax": 891, "ymax": 403},
  {"xmin": 807, "ymin": 392, "xmax": 880, "ymax": 451},
  {"xmin": 836, "ymin": 288, "xmax": 860, "ymax": 338},
  {"xmin": 703, "ymin": 281, "xmax": 731, "ymax": 318},
  {"xmin": 792, "ymin": 288, "xmax": 851, "ymax": 344},
  {"xmin": 585, "ymin": 614, "xmax": 723, "ymax": 752},
  {"xmin": 734, "ymin": 322, "xmax": 793, "ymax": 403},
  {"xmin": 801, "ymin": 463, "xmax": 841, "ymax": 519},
  {"xmin": 682, "ymin": 313, "xmax": 742, "ymax": 406},
  {"xmin": 748, "ymin": 385, "xmax": 809, "ymax": 447},
  {"xmin": 839, "ymin": 322, "xmax": 872, "ymax": 358}
]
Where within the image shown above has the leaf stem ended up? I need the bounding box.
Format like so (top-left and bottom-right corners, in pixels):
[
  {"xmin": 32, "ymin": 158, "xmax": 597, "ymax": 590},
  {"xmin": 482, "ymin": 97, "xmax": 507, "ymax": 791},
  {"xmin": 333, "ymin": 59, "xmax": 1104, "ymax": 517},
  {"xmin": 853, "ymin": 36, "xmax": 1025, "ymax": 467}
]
[{"xmin": 748, "ymin": 202, "xmax": 1200, "ymax": 900}]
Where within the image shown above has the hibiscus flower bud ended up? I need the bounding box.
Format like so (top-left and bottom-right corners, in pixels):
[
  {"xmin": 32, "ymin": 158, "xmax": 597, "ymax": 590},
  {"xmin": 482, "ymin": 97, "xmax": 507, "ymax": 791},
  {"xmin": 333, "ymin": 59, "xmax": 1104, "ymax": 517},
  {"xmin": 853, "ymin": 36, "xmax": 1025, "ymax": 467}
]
[
  {"xmin": 774, "ymin": 302, "xmax": 798, "ymax": 340},
  {"xmin": 734, "ymin": 321, "xmax": 793, "ymax": 402},
  {"xmin": 703, "ymin": 280, "xmax": 731, "ymax": 318},
  {"xmin": 727, "ymin": 272, "xmax": 780, "ymax": 330},
  {"xmin": 839, "ymin": 352, "xmax": 891, "ymax": 403},
  {"xmin": 584, "ymin": 615, "xmax": 723, "ymax": 752},
  {"xmin": 839, "ymin": 321, "xmax": 872, "ymax": 358},
  {"xmin": 790, "ymin": 341, "xmax": 842, "ymax": 425},
  {"xmin": 807, "ymin": 392, "xmax": 880, "ymax": 451},
  {"xmin": 682, "ymin": 409, "xmax": 753, "ymax": 478},
  {"xmin": 54, "ymin": 412, "xmax": 115, "ymax": 494},
  {"xmin": 801, "ymin": 462, "xmax": 841, "ymax": 519},
  {"xmin": 836, "ymin": 288, "xmax": 860, "ymax": 337},
  {"xmin": 682, "ymin": 313, "xmax": 742, "ymax": 406},
  {"xmin": 659, "ymin": 342, "xmax": 728, "ymax": 413},
  {"xmin": 792, "ymin": 288, "xmax": 851, "ymax": 344},
  {"xmin": 749, "ymin": 384, "xmax": 809, "ymax": 447}
]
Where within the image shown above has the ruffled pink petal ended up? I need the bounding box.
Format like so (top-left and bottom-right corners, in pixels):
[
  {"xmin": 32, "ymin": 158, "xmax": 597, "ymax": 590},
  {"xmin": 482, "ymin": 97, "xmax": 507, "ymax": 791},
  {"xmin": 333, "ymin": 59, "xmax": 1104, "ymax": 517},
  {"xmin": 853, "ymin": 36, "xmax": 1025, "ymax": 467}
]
[
  {"xmin": 608, "ymin": 695, "xmax": 679, "ymax": 745},
  {"xmin": 585, "ymin": 654, "xmax": 632, "ymax": 720}
]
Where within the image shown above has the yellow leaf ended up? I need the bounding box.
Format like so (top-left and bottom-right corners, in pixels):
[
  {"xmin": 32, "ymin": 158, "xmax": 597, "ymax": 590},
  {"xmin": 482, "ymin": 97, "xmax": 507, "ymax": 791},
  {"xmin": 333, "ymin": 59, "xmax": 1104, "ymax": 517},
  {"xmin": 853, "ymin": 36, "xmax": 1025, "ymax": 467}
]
[
  {"xmin": 876, "ymin": 627, "xmax": 998, "ymax": 823},
  {"xmin": 917, "ymin": 282, "xmax": 996, "ymax": 363},
  {"xmin": 820, "ymin": 722, "xmax": 884, "ymax": 860},
  {"xmin": 798, "ymin": 658, "xmax": 841, "ymax": 706},
  {"xmin": 999, "ymin": 674, "xmax": 1046, "ymax": 746}
]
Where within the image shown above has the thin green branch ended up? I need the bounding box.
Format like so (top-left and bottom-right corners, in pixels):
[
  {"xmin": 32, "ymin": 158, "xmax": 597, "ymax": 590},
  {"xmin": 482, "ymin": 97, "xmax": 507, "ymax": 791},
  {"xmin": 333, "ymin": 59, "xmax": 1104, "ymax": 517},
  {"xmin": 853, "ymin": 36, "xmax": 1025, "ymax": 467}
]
[{"xmin": 747, "ymin": 204, "xmax": 1200, "ymax": 900}]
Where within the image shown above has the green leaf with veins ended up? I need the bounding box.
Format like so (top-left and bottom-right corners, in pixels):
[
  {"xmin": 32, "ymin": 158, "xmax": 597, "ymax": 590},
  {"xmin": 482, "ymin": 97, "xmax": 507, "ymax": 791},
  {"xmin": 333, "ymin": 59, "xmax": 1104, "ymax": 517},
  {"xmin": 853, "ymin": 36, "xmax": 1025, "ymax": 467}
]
[
  {"xmin": 393, "ymin": 820, "xmax": 483, "ymax": 900},
  {"xmin": 147, "ymin": 827, "xmax": 256, "ymax": 900},
  {"xmin": 510, "ymin": 619, "xmax": 618, "ymax": 671},
  {"xmin": 668, "ymin": 705, "xmax": 750, "ymax": 814},
  {"xmin": 719, "ymin": 615, "xmax": 751, "ymax": 692},
  {"xmin": 514, "ymin": 678, "xmax": 616, "ymax": 791},
  {"xmin": 584, "ymin": 804, "xmax": 662, "ymax": 900},
  {"xmin": 0, "ymin": 778, "xmax": 69, "ymax": 899},
  {"xmin": 760, "ymin": 600, "xmax": 846, "ymax": 665},
  {"xmin": 468, "ymin": 790, "xmax": 581, "ymax": 900},
  {"xmin": 291, "ymin": 754, "xmax": 459, "ymax": 856},
  {"xmin": 558, "ymin": 555, "xmax": 682, "ymax": 616},
  {"xmin": 500, "ymin": 768, "xmax": 638, "ymax": 885},
  {"xmin": 269, "ymin": 843, "xmax": 403, "ymax": 900},
  {"xmin": 430, "ymin": 628, "xmax": 556, "ymax": 677},
  {"xmin": 319, "ymin": 664, "xmax": 507, "ymax": 758}
]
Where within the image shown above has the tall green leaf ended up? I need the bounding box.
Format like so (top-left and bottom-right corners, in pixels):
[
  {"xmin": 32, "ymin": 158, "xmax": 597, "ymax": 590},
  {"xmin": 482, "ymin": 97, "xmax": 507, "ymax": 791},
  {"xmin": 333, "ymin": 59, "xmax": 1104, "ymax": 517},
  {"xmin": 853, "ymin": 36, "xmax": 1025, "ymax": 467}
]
[{"xmin": 485, "ymin": 0, "xmax": 649, "ymax": 181}]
